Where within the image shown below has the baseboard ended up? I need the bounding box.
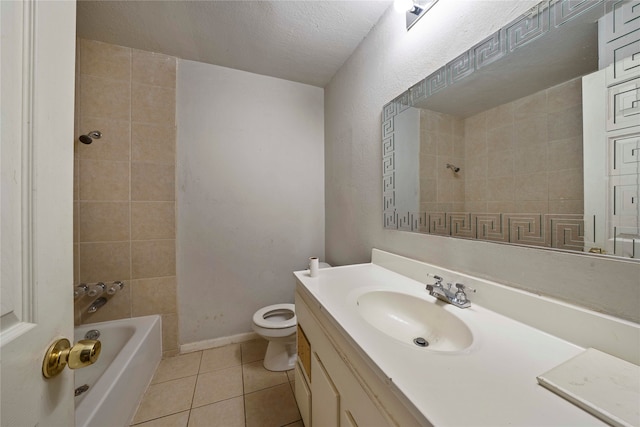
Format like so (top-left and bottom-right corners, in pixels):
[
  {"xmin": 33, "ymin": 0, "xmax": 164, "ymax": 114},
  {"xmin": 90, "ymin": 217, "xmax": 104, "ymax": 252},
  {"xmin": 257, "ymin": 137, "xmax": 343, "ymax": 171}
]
[{"xmin": 179, "ymin": 331, "xmax": 260, "ymax": 354}]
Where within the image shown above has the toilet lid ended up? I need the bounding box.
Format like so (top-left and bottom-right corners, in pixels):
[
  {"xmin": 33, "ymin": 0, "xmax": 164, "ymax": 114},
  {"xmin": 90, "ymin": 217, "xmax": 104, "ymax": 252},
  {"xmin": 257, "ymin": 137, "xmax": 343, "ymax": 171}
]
[{"xmin": 253, "ymin": 303, "xmax": 296, "ymax": 329}]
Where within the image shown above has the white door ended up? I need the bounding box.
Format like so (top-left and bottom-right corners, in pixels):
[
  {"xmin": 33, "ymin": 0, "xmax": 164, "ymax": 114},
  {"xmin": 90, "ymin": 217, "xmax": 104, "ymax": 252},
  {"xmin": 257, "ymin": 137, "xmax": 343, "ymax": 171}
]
[{"xmin": 1, "ymin": 1, "xmax": 77, "ymax": 425}]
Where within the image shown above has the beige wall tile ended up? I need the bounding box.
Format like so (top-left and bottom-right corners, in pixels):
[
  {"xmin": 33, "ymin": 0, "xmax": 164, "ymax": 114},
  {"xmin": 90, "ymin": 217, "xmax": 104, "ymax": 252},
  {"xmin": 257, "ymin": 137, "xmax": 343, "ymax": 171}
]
[
  {"xmin": 79, "ymin": 39, "xmax": 131, "ymax": 81},
  {"xmin": 79, "ymin": 202, "xmax": 130, "ymax": 242},
  {"xmin": 513, "ymin": 115, "xmax": 548, "ymax": 146},
  {"xmin": 132, "ymin": 162, "xmax": 175, "ymax": 201},
  {"xmin": 549, "ymin": 199, "xmax": 583, "ymax": 214},
  {"xmin": 514, "ymin": 90, "xmax": 547, "ymax": 121},
  {"xmin": 548, "ymin": 105, "xmax": 582, "ymax": 141},
  {"xmin": 79, "ymin": 241, "xmax": 131, "ymax": 283},
  {"xmin": 132, "ymin": 83, "xmax": 176, "ymax": 125},
  {"xmin": 486, "ymin": 176, "xmax": 515, "ymax": 201},
  {"xmin": 465, "ymin": 154, "xmax": 487, "ymax": 179},
  {"xmin": 162, "ymin": 313, "xmax": 179, "ymax": 352},
  {"xmin": 74, "ymin": 158, "xmax": 79, "ymax": 200},
  {"xmin": 464, "ymin": 201, "xmax": 488, "ymax": 212},
  {"xmin": 131, "ymin": 276, "xmax": 177, "ymax": 316},
  {"xmin": 132, "ymin": 239, "xmax": 176, "ymax": 278},
  {"xmin": 420, "ymin": 178, "xmax": 437, "ymax": 202},
  {"xmin": 547, "ymin": 137, "xmax": 583, "ymax": 172},
  {"xmin": 80, "ymin": 74, "xmax": 131, "ymax": 121},
  {"xmin": 487, "ymin": 150, "xmax": 514, "ymax": 178},
  {"xmin": 420, "ymin": 131, "xmax": 438, "ymax": 155},
  {"xmin": 465, "ymin": 111, "xmax": 486, "ymax": 134},
  {"xmin": 131, "ymin": 123, "xmax": 176, "ymax": 164},
  {"xmin": 77, "ymin": 117, "xmax": 130, "ymax": 161},
  {"xmin": 436, "ymin": 133, "xmax": 453, "ymax": 156},
  {"xmin": 485, "ymin": 102, "xmax": 514, "ymax": 129},
  {"xmin": 465, "ymin": 131, "xmax": 487, "ymax": 158},
  {"xmin": 547, "ymin": 77, "xmax": 582, "ymax": 112},
  {"xmin": 131, "ymin": 202, "xmax": 175, "ymax": 240},
  {"xmin": 486, "ymin": 201, "xmax": 518, "ymax": 213},
  {"xmin": 73, "ymin": 202, "xmax": 79, "ymax": 243},
  {"xmin": 79, "ymin": 159, "xmax": 129, "ymax": 201},
  {"xmin": 132, "ymin": 50, "xmax": 177, "ymax": 88},
  {"xmin": 81, "ymin": 285, "xmax": 132, "ymax": 323},
  {"xmin": 487, "ymin": 124, "xmax": 514, "ymax": 153},
  {"xmin": 515, "ymin": 172, "xmax": 548, "ymax": 201},
  {"xmin": 73, "ymin": 243, "xmax": 79, "ymax": 285},
  {"xmin": 426, "ymin": 110, "xmax": 454, "ymax": 134},
  {"xmin": 510, "ymin": 200, "xmax": 549, "ymax": 213},
  {"xmin": 514, "ymin": 144, "xmax": 548, "ymax": 175},
  {"xmin": 465, "ymin": 178, "xmax": 487, "ymax": 202},
  {"xmin": 548, "ymin": 169, "xmax": 583, "ymax": 200},
  {"xmin": 419, "ymin": 154, "xmax": 437, "ymax": 179},
  {"xmin": 453, "ymin": 134, "xmax": 465, "ymax": 158}
]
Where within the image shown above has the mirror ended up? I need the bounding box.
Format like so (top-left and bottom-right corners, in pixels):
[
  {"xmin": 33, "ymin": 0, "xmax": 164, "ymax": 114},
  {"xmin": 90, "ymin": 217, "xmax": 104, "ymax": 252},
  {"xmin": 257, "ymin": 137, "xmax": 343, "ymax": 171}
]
[{"xmin": 382, "ymin": 0, "xmax": 640, "ymax": 260}]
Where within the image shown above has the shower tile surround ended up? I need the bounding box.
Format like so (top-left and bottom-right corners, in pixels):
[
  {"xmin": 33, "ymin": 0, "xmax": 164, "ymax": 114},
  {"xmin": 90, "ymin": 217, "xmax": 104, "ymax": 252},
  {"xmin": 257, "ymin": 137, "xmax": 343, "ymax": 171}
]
[
  {"xmin": 74, "ymin": 39, "xmax": 179, "ymax": 355},
  {"xmin": 418, "ymin": 77, "xmax": 583, "ymax": 215}
]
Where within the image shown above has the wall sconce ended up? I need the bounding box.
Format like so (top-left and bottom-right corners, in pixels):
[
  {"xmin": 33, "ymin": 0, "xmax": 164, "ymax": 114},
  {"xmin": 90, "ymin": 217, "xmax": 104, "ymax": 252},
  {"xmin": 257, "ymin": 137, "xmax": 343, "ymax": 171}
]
[{"xmin": 394, "ymin": 0, "xmax": 439, "ymax": 30}]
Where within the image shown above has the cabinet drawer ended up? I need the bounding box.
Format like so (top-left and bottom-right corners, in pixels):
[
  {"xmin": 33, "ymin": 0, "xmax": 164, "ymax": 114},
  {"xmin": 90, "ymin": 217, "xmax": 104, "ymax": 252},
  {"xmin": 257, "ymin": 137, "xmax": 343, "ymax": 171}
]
[{"xmin": 297, "ymin": 325, "xmax": 311, "ymax": 382}]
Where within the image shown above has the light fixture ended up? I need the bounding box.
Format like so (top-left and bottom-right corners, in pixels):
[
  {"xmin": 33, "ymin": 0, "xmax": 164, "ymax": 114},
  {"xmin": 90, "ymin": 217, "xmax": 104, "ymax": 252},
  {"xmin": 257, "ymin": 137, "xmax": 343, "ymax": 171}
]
[{"xmin": 394, "ymin": 0, "xmax": 439, "ymax": 30}]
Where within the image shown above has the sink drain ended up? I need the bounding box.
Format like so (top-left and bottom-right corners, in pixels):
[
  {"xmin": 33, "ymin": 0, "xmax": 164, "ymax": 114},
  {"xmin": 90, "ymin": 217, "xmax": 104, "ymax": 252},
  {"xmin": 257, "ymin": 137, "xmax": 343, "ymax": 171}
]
[{"xmin": 413, "ymin": 337, "xmax": 429, "ymax": 347}]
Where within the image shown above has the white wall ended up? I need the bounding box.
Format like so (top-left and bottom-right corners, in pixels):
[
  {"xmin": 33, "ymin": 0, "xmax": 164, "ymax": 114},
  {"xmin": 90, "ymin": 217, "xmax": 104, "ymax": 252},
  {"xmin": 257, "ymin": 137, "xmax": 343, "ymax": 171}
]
[
  {"xmin": 325, "ymin": 1, "xmax": 640, "ymax": 323},
  {"xmin": 177, "ymin": 60, "xmax": 324, "ymax": 344}
]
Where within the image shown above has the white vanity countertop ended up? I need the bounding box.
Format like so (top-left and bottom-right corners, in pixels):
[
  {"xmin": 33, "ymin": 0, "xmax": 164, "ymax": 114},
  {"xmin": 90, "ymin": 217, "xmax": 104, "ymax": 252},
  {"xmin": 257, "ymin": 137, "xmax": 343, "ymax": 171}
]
[{"xmin": 294, "ymin": 262, "xmax": 621, "ymax": 426}]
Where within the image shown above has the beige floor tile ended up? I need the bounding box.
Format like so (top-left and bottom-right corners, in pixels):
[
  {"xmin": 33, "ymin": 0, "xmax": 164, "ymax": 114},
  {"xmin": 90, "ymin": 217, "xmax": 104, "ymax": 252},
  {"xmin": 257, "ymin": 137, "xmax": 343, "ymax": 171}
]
[
  {"xmin": 192, "ymin": 365, "xmax": 243, "ymax": 408},
  {"xmin": 286, "ymin": 369, "xmax": 295, "ymax": 382},
  {"xmin": 199, "ymin": 344, "xmax": 242, "ymax": 373},
  {"xmin": 283, "ymin": 421, "xmax": 304, "ymax": 427},
  {"xmin": 240, "ymin": 339, "xmax": 268, "ymax": 364},
  {"xmin": 242, "ymin": 361, "xmax": 288, "ymax": 394},
  {"xmin": 151, "ymin": 352, "xmax": 202, "ymax": 384},
  {"xmin": 132, "ymin": 376, "xmax": 196, "ymax": 424},
  {"xmin": 131, "ymin": 411, "xmax": 189, "ymax": 427},
  {"xmin": 244, "ymin": 383, "xmax": 301, "ymax": 427},
  {"xmin": 188, "ymin": 397, "xmax": 245, "ymax": 427}
]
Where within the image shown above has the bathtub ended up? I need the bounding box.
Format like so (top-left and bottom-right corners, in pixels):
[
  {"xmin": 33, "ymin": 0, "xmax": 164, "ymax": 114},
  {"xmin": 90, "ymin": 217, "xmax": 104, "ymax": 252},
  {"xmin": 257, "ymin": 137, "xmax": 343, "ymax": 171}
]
[{"xmin": 74, "ymin": 315, "xmax": 162, "ymax": 427}]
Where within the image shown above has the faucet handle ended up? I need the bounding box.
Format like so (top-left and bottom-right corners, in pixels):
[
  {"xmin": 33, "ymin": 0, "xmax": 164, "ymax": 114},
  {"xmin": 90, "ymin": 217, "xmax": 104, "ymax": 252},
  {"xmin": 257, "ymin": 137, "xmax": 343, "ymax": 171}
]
[
  {"xmin": 427, "ymin": 273, "xmax": 443, "ymax": 284},
  {"xmin": 455, "ymin": 283, "xmax": 475, "ymax": 293},
  {"xmin": 454, "ymin": 283, "xmax": 475, "ymax": 305}
]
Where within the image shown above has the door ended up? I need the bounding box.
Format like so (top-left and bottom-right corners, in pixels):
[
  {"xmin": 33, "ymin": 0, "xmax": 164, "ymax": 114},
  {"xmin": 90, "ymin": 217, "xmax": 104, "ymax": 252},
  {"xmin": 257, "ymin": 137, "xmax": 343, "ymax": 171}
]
[{"xmin": 1, "ymin": 1, "xmax": 77, "ymax": 425}]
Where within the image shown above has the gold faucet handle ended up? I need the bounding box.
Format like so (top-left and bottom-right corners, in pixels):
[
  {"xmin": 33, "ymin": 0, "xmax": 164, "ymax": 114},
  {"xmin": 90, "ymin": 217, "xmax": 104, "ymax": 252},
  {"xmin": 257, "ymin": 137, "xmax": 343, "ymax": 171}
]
[{"xmin": 42, "ymin": 338, "xmax": 101, "ymax": 378}]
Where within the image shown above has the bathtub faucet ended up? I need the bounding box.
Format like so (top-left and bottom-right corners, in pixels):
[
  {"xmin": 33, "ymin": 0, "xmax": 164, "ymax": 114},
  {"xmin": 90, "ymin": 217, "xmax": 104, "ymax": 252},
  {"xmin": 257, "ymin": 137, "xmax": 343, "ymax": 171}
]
[{"xmin": 87, "ymin": 297, "xmax": 108, "ymax": 314}]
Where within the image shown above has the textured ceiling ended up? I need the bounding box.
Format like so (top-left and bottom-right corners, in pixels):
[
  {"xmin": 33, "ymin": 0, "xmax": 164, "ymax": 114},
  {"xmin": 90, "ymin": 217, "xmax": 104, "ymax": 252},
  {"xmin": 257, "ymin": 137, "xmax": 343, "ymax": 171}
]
[{"xmin": 76, "ymin": 0, "xmax": 392, "ymax": 87}]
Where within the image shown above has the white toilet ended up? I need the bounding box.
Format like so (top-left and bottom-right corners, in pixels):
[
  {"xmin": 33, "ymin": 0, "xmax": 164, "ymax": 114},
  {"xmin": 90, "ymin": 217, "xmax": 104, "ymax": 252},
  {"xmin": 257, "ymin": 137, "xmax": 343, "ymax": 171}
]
[{"xmin": 252, "ymin": 262, "xmax": 330, "ymax": 371}]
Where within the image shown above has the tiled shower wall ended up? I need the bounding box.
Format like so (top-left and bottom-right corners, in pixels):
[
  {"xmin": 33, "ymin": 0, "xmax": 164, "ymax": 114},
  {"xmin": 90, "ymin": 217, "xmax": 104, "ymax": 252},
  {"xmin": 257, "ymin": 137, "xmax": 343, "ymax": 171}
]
[
  {"xmin": 73, "ymin": 39, "xmax": 178, "ymax": 356},
  {"xmin": 419, "ymin": 77, "xmax": 583, "ymax": 214},
  {"xmin": 464, "ymin": 77, "xmax": 583, "ymax": 214}
]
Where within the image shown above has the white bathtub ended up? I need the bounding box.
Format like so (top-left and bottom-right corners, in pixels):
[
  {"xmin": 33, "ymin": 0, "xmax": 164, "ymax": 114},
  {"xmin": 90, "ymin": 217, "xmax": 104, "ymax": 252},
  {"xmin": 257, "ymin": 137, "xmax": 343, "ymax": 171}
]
[{"xmin": 74, "ymin": 315, "xmax": 162, "ymax": 427}]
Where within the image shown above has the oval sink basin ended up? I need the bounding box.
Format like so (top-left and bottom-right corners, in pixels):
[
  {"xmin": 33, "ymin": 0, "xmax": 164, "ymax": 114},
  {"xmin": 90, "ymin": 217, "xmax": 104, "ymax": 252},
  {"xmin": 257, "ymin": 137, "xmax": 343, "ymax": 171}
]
[{"xmin": 356, "ymin": 291, "xmax": 473, "ymax": 352}]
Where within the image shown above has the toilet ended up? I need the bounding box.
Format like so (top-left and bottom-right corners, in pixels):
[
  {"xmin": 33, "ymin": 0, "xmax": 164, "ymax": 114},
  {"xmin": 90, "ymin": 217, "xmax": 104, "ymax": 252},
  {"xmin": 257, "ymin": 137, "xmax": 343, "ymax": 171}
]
[{"xmin": 252, "ymin": 262, "xmax": 330, "ymax": 371}]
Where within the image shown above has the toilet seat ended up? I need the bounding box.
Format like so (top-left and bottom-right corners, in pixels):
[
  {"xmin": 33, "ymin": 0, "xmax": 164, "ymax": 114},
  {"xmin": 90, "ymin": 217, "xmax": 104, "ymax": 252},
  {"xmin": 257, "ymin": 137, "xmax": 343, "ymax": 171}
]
[{"xmin": 252, "ymin": 303, "xmax": 296, "ymax": 329}]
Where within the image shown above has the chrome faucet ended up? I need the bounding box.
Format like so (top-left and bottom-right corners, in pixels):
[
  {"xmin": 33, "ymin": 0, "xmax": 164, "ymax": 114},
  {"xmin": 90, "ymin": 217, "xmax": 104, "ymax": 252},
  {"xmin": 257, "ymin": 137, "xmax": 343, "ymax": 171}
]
[
  {"xmin": 426, "ymin": 274, "xmax": 475, "ymax": 308},
  {"xmin": 87, "ymin": 297, "xmax": 107, "ymax": 314}
]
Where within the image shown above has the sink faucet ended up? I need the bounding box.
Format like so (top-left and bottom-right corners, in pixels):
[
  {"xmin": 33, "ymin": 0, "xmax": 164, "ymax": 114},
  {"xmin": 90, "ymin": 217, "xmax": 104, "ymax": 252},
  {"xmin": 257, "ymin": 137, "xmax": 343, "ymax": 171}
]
[{"xmin": 426, "ymin": 274, "xmax": 475, "ymax": 309}]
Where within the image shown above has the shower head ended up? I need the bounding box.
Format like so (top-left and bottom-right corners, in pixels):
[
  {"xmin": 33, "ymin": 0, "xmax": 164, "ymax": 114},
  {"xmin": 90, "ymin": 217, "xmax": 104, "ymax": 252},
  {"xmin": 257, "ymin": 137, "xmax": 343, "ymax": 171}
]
[
  {"xmin": 446, "ymin": 163, "xmax": 461, "ymax": 173},
  {"xmin": 79, "ymin": 130, "xmax": 102, "ymax": 145}
]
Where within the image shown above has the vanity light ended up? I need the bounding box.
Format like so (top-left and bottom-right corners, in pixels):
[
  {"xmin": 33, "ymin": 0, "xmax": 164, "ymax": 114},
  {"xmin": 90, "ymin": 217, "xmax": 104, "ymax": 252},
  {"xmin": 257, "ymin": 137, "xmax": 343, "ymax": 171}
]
[{"xmin": 394, "ymin": 0, "xmax": 439, "ymax": 30}]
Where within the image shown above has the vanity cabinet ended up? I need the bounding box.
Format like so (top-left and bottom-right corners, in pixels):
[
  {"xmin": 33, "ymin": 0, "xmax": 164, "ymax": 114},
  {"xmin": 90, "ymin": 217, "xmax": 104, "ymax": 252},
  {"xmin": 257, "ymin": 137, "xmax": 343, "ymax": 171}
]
[{"xmin": 294, "ymin": 286, "xmax": 426, "ymax": 427}]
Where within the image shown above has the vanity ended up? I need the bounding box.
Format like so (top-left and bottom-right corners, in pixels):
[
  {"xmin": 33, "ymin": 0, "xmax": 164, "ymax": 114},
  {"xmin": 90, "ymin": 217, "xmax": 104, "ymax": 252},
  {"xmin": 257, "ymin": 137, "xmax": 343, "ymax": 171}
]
[{"xmin": 292, "ymin": 249, "xmax": 640, "ymax": 427}]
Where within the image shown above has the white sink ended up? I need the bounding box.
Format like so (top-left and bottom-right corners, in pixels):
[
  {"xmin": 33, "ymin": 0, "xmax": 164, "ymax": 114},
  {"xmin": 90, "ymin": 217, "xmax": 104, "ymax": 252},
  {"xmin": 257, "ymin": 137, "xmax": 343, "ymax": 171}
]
[{"xmin": 356, "ymin": 290, "xmax": 473, "ymax": 352}]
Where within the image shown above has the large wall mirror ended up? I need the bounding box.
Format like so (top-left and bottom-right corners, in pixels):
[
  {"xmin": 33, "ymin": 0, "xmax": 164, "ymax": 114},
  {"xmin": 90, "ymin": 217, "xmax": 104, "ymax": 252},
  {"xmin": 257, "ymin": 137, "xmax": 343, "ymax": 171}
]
[{"xmin": 382, "ymin": 0, "xmax": 640, "ymax": 260}]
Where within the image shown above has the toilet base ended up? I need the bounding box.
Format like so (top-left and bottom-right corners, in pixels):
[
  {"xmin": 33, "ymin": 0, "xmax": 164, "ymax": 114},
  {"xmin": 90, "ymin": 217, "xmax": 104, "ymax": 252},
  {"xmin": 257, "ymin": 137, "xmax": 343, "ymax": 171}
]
[{"xmin": 263, "ymin": 340, "xmax": 297, "ymax": 371}]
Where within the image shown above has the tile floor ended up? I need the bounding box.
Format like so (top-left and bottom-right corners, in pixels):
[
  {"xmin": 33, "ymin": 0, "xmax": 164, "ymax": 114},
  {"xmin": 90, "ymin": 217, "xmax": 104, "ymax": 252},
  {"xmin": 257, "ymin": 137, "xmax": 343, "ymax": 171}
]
[{"xmin": 130, "ymin": 339, "xmax": 303, "ymax": 427}]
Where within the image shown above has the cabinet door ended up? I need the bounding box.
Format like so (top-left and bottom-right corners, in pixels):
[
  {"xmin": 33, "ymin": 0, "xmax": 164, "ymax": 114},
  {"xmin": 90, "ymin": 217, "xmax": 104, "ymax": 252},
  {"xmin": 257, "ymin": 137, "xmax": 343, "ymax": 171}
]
[{"xmin": 311, "ymin": 352, "xmax": 339, "ymax": 427}]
